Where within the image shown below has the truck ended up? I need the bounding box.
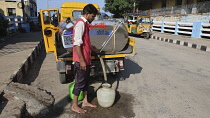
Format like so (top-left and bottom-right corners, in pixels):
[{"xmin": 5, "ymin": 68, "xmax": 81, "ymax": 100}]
[{"xmin": 40, "ymin": 2, "xmax": 136, "ymax": 84}]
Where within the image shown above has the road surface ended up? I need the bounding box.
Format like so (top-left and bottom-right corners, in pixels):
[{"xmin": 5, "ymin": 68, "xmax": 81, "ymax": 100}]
[{"xmin": 23, "ymin": 36, "xmax": 210, "ymax": 118}]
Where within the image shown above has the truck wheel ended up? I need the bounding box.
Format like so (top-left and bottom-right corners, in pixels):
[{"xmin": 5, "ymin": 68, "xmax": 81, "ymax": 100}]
[
  {"xmin": 144, "ymin": 33, "xmax": 150, "ymax": 39},
  {"xmin": 59, "ymin": 72, "xmax": 67, "ymax": 84}
]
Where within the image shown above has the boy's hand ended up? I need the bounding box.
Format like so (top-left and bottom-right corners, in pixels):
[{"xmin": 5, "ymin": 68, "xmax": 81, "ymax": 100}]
[{"xmin": 80, "ymin": 61, "xmax": 86, "ymax": 71}]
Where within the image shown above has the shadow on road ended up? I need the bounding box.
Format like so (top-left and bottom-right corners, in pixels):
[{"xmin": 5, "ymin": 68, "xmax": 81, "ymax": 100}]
[
  {"xmin": 121, "ymin": 58, "xmax": 142, "ymax": 80},
  {"xmin": 21, "ymin": 47, "xmax": 46, "ymax": 84},
  {"xmin": 32, "ymin": 94, "xmax": 72, "ymax": 118}
]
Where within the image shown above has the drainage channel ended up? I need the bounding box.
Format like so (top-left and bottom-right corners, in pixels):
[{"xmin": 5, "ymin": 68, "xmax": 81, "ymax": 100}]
[{"xmin": 0, "ymin": 41, "xmax": 55, "ymax": 118}]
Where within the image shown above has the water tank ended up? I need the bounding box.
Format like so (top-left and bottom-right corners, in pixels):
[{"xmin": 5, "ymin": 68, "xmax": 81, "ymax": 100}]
[
  {"xmin": 59, "ymin": 19, "xmax": 128, "ymax": 54},
  {"xmin": 90, "ymin": 20, "xmax": 128, "ymax": 54}
]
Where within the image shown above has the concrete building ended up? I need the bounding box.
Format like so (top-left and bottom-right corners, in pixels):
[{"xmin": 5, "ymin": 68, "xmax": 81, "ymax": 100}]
[
  {"xmin": 0, "ymin": 0, "xmax": 37, "ymax": 17},
  {"xmin": 137, "ymin": 0, "xmax": 209, "ymax": 10}
]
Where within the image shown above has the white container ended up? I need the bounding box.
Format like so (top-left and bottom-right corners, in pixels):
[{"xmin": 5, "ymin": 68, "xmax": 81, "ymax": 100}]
[{"xmin": 97, "ymin": 83, "xmax": 116, "ymax": 108}]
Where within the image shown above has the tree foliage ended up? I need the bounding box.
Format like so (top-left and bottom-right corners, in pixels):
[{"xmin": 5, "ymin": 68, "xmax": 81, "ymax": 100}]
[
  {"xmin": 104, "ymin": 0, "xmax": 141, "ymax": 18},
  {"xmin": 104, "ymin": 0, "xmax": 130, "ymax": 18}
]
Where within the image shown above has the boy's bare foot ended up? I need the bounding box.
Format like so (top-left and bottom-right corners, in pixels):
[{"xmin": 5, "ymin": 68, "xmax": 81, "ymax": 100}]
[
  {"xmin": 82, "ymin": 102, "xmax": 97, "ymax": 108},
  {"xmin": 71, "ymin": 106, "xmax": 87, "ymax": 114}
]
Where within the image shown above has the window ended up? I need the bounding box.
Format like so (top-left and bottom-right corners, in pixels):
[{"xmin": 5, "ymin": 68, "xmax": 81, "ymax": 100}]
[
  {"xmin": 197, "ymin": 0, "xmax": 209, "ymax": 2},
  {"xmin": 162, "ymin": 0, "xmax": 166, "ymax": 8},
  {"xmin": 72, "ymin": 11, "xmax": 83, "ymax": 21},
  {"xmin": 186, "ymin": 0, "xmax": 194, "ymax": 4},
  {"xmin": 42, "ymin": 11, "xmax": 51, "ymax": 24},
  {"xmin": 42, "ymin": 10, "xmax": 58, "ymax": 25},
  {"xmin": 176, "ymin": 0, "xmax": 182, "ymax": 5},
  {"xmin": 7, "ymin": 8, "xmax": 16, "ymax": 16}
]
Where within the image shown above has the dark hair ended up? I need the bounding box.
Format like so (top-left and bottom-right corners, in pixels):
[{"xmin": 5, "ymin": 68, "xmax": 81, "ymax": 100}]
[{"xmin": 83, "ymin": 4, "xmax": 98, "ymax": 15}]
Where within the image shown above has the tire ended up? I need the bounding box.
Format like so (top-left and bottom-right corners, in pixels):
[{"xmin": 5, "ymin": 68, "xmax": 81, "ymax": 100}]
[
  {"xmin": 59, "ymin": 72, "xmax": 67, "ymax": 84},
  {"xmin": 144, "ymin": 33, "xmax": 150, "ymax": 39}
]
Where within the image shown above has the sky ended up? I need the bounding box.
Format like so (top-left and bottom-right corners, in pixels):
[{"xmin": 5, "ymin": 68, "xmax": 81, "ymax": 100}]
[{"xmin": 37, "ymin": 0, "xmax": 111, "ymax": 15}]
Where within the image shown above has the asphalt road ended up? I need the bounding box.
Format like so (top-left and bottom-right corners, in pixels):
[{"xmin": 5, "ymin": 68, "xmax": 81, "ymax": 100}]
[{"xmin": 23, "ymin": 36, "xmax": 210, "ymax": 118}]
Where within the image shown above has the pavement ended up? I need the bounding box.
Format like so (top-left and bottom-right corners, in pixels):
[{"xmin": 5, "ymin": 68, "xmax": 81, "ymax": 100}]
[
  {"xmin": 0, "ymin": 31, "xmax": 43, "ymax": 86},
  {"xmin": 151, "ymin": 31, "xmax": 210, "ymax": 52},
  {"xmin": 0, "ymin": 30, "xmax": 210, "ymax": 117},
  {"xmin": 0, "ymin": 31, "xmax": 44, "ymax": 117}
]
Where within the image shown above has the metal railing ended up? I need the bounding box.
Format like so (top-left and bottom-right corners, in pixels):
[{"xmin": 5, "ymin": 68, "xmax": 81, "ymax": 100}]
[{"xmin": 152, "ymin": 20, "xmax": 210, "ymax": 38}]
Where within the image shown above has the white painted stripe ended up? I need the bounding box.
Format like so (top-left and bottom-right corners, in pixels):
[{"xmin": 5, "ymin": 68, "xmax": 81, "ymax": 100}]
[
  {"xmin": 173, "ymin": 40, "xmax": 177, "ymax": 43},
  {"xmin": 180, "ymin": 41, "xmax": 184, "ymax": 45},
  {"xmin": 163, "ymin": 29, "xmax": 175, "ymax": 32},
  {"xmin": 164, "ymin": 21, "xmax": 175, "ymax": 24},
  {"xmin": 206, "ymin": 47, "xmax": 210, "ymax": 52},
  {"xmin": 196, "ymin": 45, "xmax": 201, "ymax": 50},
  {"xmin": 200, "ymin": 33, "xmax": 210, "ymax": 37},
  {"xmin": 188, "ymin": 43, "xmax": 192, "ymax": 47},
  {"xmin": 177, "ymin": 31, "xmax": 192, "ymax": 34},
  {"xmin": 202, "ymin": 23, "xmax": 210, "ymax": 27}
]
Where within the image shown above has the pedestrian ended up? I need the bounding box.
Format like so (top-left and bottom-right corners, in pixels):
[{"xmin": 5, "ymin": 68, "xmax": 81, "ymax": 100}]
[{"xmin": 71, "ymin": 4, "xmax": 99, "ymax": 114}]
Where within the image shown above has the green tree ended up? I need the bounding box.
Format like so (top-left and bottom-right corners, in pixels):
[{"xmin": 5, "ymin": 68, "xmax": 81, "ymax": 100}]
[
  {"xmin": 103, "ymin": 0, "xmax": 150, "ymax": 18},
  {"xmin": 104, "ymin": 0, "xmax": 140, "ymax": 18}
]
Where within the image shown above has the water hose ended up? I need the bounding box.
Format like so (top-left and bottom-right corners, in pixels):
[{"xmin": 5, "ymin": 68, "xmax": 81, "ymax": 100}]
[
  {"xmin": 99, "ymin": 21, "xmax": 123, "ymax": 84},
  {"xmin": 99, "ymin": 56, "xmax": 107, "ymax": 83}
]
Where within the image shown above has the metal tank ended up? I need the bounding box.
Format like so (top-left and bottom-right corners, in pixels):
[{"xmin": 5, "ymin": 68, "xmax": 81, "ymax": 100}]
[{"xmin": 89, "ymin": 20, "xmax": 128, "ymax": 54}]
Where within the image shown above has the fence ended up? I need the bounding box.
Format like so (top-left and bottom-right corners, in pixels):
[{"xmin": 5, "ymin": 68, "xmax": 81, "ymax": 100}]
[
  {"xmin": 4, "ymin": 16, "xmax": 38, "ymax": 33},
  {"xmin": 152, "ymin": 20, "xmax": 210, "ymax": 38}
]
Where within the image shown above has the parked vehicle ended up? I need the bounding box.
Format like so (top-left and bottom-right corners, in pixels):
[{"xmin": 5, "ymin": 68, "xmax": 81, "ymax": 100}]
[
  {"xmin": 124, "ymin": 13, "xmax": 153, "ymax": 39},
  {"xmin": 40, "ymin": 2, "xmax": 136, "ymax": 84}
]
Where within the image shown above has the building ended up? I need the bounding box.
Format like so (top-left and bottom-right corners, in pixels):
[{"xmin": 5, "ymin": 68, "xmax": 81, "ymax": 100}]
[
  {"xmin": 136, "ymin": 0, "xmax": 209, "ymax": 10},
  {"xmin": 152, "ymin": 0, "xmax": 209, "ymax": 9},
  {"xmin": 0, "ymin": 0, "xmax": 37, "ymax": 17}
]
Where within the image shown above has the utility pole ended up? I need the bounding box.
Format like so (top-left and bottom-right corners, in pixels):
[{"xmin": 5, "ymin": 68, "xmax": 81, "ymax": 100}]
[
  {"xmin": 133, "ymin": 2, "xmax": 135, "ymax": 13},
  {"xmin": 21, "ymin": 0, "xmax": 25, "ymax": 22}
]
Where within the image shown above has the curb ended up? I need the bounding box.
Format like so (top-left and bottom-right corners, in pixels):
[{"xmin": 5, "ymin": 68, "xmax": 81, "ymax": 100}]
[
  {"xmin": 0, "ymin": 39, "xmax": 44, "ymax": 117},
  {"xmin": 151, "ymin": 35, "xmax": 210, "ymax": 52},
  {"xmin": 10, "ymin": 39, "xmax": 43, "ymax": 82}
]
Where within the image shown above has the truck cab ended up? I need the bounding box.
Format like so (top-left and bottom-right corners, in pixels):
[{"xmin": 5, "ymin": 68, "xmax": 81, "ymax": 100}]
[{"xmin": 40, "ymin": 2, "xmax": 135, "ymax": 84}]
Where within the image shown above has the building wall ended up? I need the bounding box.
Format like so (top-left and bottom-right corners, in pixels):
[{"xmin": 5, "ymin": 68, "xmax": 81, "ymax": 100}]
[
  {"xmin": 0, "ymin": 1, "xmax": 23, "ymax": 16},
  {"xmin": 0, "ymin": 0, "xmax": 36, "ymax": 17},
  {"xmin": 182, "ymin": 0, "xmax": 197, "ymax": 5},
  {"xmin": 166, "ymin": 0, "xmax": 176, "ymax": 7},
  {"xmin": 152, "ymin": 0, "xmax": 162, "ymax": 9},
  {"xmin": 151, "ymin": 0, "xmax": 199, "ymax": 9}
]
